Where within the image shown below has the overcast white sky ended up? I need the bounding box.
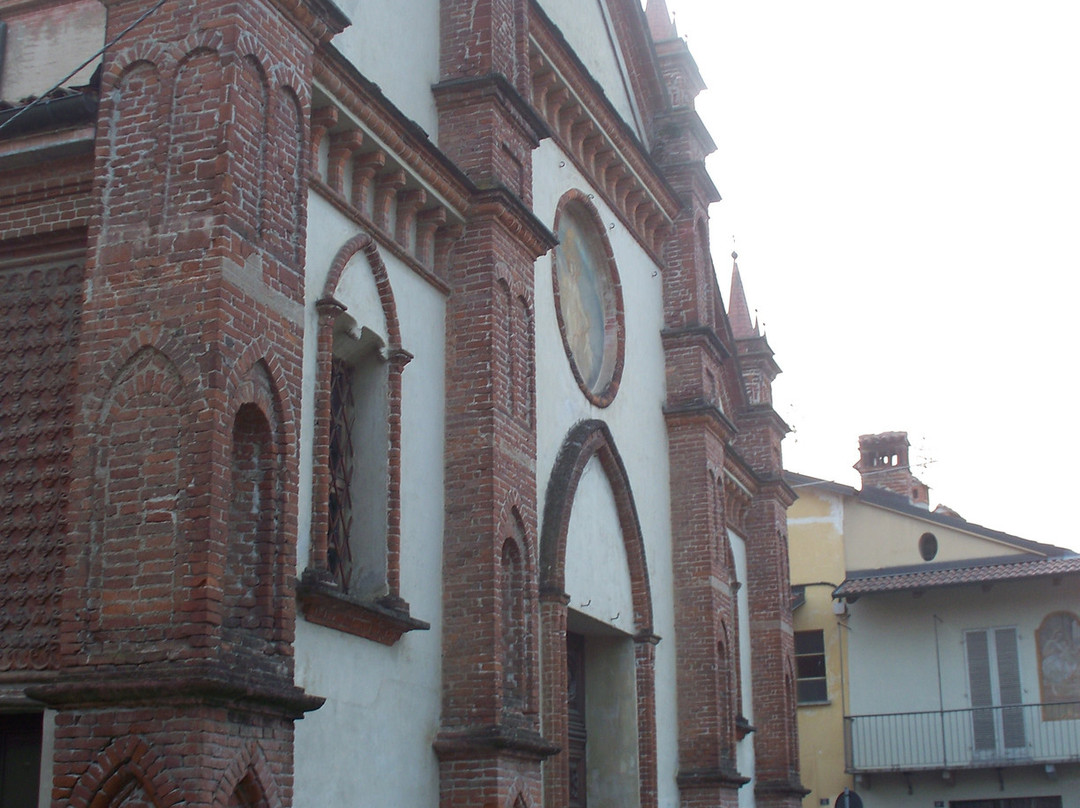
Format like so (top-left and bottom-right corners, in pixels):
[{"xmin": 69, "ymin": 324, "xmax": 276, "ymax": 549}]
[{"xmin": 665, "ymin": 1, "xmax": 1080, "ymax": 550}]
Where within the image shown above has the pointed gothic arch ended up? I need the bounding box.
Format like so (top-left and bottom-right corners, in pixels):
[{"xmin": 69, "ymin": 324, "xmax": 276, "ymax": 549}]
[
  {"xmin": 539, "ymin": 420, "xmax": 652, "ymax": 626},
  {"xmin": 538, "ymin": 419, "xmax": 657, "ymax": 808},
  {"xmin": 303, "ymin": 233, "xmax": 423, "ymax": 643},
  {"xmin": 67, "ymin": 736, "xmax": 182, "ymax": 808},
  {"xmin": 214, "ymin": 742, "xmax": 282, "ymax": 808}
]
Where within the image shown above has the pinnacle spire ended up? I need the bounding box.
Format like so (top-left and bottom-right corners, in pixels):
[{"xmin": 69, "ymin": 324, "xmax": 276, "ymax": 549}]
[
  {"xmin": 646, "ymin": 0, "xmax": 678, "ymax": 41},
  {"xmin": 728, "ymin": 251, "xmax": 759, "ymax": 340}
]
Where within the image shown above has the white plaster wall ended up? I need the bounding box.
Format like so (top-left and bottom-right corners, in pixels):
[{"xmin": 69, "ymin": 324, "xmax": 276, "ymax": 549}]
[
  {"xmin": 532, "ymin": 138, "xmax": 677, "ymax": 807},
  {"xmin": 294, "ymin": 192, "xmax": 446, "ymax": 808},
  {"xmin": 846, "ymin": 582, "xmax": 1080, "ymax": 807},
  {"xmin": 730, "ymin": 529, "xmax": 757, "ymax": 808},
  {"xmin": 535, "ymin": 0, "xmax": 644, "ymax": 139},
  {"xmin": 328, "ymin": 0, "xmax": 441, "ymax": 140},
  {"xmin": 0, "ymin": 0, "xmax": 103, "ymax": 101},
  {"xmin": 847, "ymin": 577, "xmax": 1080, "ymax": 719},
  {"xmin": 566, "ymin": 455, "xmax": 635, "ymax": 633}
]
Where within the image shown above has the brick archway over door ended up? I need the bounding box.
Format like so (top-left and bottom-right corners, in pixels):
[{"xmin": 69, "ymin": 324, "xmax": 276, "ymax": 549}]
[{"xmin": 538, "ymin": 419, "xmax": 658, "ymax": 808}]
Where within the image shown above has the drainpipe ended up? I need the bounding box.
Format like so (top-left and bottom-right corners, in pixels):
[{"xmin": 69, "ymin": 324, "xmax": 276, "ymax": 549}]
[{"xmin": 933, "ymin": 614, "xmax": 947, "ymax": 769}]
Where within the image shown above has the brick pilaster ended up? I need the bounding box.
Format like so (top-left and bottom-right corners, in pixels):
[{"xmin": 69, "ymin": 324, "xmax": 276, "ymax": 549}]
[
  {"xmin": 733, "ymin": 335, "xmax": 806, "ymax": 808},
  {"xmin": 34, "ymin": 0, "xmax": 346, "ymax": 804},
  {"xmin": 433, "ymin": 4, "xmax": 560, "ymax": 805},
  {"xmin": 652, "ymin": 24, "xmax": 749, "ymax": 808}
]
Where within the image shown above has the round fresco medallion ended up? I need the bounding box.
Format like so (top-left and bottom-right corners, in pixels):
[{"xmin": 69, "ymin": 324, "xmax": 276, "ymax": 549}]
[{"xmin": 552, "ymin": 195, "xmax": 624, "ymax": 406}]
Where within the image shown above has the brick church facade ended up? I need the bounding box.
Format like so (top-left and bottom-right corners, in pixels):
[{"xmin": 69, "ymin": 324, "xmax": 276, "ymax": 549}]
[{"xmin": 0, "ymin": 1, "xmax": 804, "ymax": 806}]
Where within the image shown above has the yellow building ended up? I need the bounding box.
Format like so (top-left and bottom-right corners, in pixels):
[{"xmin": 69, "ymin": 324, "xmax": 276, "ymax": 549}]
[{"xmin": 788, "ymin": 432, "xmax": 1080, "ymax": 808}]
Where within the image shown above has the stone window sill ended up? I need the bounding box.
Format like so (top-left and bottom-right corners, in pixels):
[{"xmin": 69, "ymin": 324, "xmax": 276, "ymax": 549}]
[{"xmin": 296, "ymin": 573, "xmax": 429, "ymax": 646}]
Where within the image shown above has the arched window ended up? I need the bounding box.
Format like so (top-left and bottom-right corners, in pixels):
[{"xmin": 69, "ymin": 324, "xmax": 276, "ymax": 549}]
[
  {"xmin": 299, "ymin": 237, "xmax": 426, "ymax": 645},
  {"xmin": 502, "ymin": 537, "xmax": 528, "ymax": 715},
  {"xmin": 327, "ymin": 320, "xmax": 390, "ymax": 597}
]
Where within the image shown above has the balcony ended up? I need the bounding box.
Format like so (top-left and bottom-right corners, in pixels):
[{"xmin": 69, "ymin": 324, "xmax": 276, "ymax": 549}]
[{"xmin": 845, "ymin": 702, "xmax": 1080, "ymax": 772}]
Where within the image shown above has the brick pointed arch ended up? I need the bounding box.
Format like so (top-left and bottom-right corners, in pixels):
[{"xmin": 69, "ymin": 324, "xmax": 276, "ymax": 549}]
[
  {"xmin": 311, "ymin": 232, "xmax": 408, "ymax": 579},
  {"xmin": 84, "ymin": 345, "xmax": 193, "ymax": 664},
  {"xmin": 214, "ymin": 742, "xmax": 282, "ymax": 808},
  {"xmin": 303, "ymin": 232, "xmax": 424, "ymax": 644},
  {"xmin": 224, "ymin": 357, "xmax": 293, "ymax": 667},
  {"xmin": 67, "ymin": 736, "xmax": 182, "ymax": 808},
  {"xmin": 539, "ymin": 419, "xmax": 652, "ymax": 628},
  {"xmin": 498, "ymin": 502, "xmax": 537, "ymax": 719},
  {"xmin": 538, "ymin": 419, "xmax": 658, "ymax": 808},
  {"xmin": 320, "ymin": 232, "xmax": 402, "ymax": 348}
]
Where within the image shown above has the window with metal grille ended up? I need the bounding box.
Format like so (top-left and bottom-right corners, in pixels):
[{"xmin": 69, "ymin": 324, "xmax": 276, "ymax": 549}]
[
  {"xmin": 327, "ymin": 356, "xmax": 357, "ymax": 590},
  {"xmin": 327, "ymin": 327, "xmax": 390, "ymax": 597},
  {"xmin": 795, "ymin": 629, "xmax": 828, "ymax": 704}
]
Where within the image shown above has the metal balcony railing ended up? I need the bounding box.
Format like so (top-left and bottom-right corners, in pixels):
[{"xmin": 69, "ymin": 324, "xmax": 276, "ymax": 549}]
[{"xmin": 844, "ymin": 702, "xmax": 1080, "ymax": 772}]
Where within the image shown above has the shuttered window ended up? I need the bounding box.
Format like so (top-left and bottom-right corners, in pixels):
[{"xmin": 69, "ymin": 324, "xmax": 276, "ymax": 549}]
[
  {"xmin": 966, "ymin": 629, "xmax": 995, "ymax": 751},
  {"xmin": 965, "ymin": 627, "xmax": 1027, "ymax": 753},
  {"xmin": 995, "ymin": 628, "xmax": 1026, "ymax": 748}
]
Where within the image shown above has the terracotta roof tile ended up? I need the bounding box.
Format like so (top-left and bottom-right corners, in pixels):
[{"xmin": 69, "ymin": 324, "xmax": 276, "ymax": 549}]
[{"xmin": 835, "ymin": 554, "xmax": 1080, "ymax": 597}]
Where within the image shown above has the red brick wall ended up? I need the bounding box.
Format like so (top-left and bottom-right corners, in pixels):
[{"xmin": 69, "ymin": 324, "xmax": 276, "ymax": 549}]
[
  {"xmin": 0, "ymin": 250, "xmax": 84, "ymax": 676},
  {"xmin": 10, "ymin": 1, "xmax": 342, "ymax": 805}
]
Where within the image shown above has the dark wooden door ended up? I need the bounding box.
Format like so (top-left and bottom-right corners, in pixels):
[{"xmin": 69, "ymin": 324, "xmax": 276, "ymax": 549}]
[{"xmin": 567, "ymin": 632, "xmax": 587, "ymax": 808}]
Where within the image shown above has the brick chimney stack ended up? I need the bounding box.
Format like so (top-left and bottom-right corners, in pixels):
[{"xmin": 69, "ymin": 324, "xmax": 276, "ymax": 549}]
[{"xmin": 855, "ymin": 431, "xmax": 930, "ymax": 508}]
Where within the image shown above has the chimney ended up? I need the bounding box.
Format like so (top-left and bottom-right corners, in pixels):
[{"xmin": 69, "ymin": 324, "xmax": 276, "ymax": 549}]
[{"xmin": 854, "ymin": 432, "xmax": 930, "ymax": 508}]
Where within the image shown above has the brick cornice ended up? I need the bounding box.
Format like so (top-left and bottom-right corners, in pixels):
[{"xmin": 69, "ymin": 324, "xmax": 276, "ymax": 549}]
[
  {"xmin": 309, "ymin": 177, "xmax": 453, "ymax": 294},
  {"xmin": 433, "ymin": 725, "xmax": 561, "ymax": 761},
  {"xmin": 754, "ymin": 477, "xmax": 798, "ymax": 509},
  {"xmin": 314, "ymin": 49, "xmax": 473, "ymax": 215},
  {"xmin": 661, "ymin": 324, "xmax": 732, "ymax": 361},
  {"xmin": 432, "ymin": 72, "xmax": 551, "ymax": 148},
  {"xmin": 655, "ymin": 159, "xmax": 721, "ymax": 207},
  {"xmin": 736, "ymin": 335, "xmax": 782, "ymax": 378},
  {"xmin": 25, "ymin": 665, "xmax": 324, "ymax": 718},
  {"xmin": 723, "ymin": 445, "xmax": 796, "ymax": 508},
  {"xmin": 528, "ymin": 6, "xmax": 681, "ymax": 257},
  {"xmin": 469, "ymin": 186, "xmax": 559, "ymax": 258},
  {"xmin": 737, "ymin": 404, "xmax": 791, "ymax": 438},
  {"xmin": 653, "ymin": 108, "xmax": 718, "ymax": 158},
  {"xmin": 268, "ymin": 0, "xmax": 350, "ymax": 43},
  {"xmin": 663, "ymin": 401, "xmax": 738, "ymax": 443},
  {"xmin": 754, "ymin": 778, "xmax": 812, "ymax": 799},
  {"xmin": 676, "ymin": 765, "xmax": 751, "ymax": 790}
]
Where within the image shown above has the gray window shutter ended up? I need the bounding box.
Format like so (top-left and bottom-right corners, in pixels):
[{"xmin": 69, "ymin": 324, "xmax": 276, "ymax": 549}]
[
  {"xmin": 995, "ymin": 628, "xmax": 1026, "ymax": 748},
  {"xmin": 966, "ymin": 630, "xmax": 995, "ymax": 751}
]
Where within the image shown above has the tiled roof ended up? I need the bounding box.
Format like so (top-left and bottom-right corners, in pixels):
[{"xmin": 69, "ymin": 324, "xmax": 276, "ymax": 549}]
[{"xmin": 834, "ymin": 554, "xmax": 1080, "ymax": 597}]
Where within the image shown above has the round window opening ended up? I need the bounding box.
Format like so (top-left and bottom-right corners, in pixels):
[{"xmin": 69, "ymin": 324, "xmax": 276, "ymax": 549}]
[
  {"xmin": 552, "ymin": 195, "xmax": 624, "ymax": 406},
  {"xmin": 919, "ymin": 532, "xmax": 938, "ymax": 561}
]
